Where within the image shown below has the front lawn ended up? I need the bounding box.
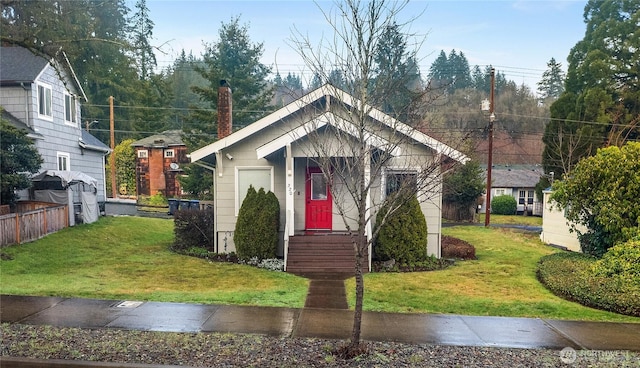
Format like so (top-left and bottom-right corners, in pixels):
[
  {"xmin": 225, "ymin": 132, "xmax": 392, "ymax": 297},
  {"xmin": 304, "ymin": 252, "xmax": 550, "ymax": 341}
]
[
  {"xmin": 475, "ymin": 213, "xmax": 542, "ymax": 226},
  {"xmin": 0, "ymin": 217, "xmax": 308, "ymax": 308},
  {"xmin": 347, "ymin": 226, "xmax": 639, "ymax": 322},
  {"xmin": 2, "ymin": 216, "xmax": 638, "ymax": 322}
]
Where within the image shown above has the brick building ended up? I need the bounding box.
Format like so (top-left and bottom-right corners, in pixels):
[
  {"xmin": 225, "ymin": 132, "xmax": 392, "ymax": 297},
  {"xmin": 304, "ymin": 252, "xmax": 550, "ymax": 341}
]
[{"xmin": 131, "ymin": 130, "xmax": 189, "ymax": 197}]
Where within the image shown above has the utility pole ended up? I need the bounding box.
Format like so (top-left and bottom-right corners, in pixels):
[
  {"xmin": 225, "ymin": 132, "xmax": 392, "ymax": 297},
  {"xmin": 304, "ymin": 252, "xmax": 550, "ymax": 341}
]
[
  {"xmin": 109, "ymin": 96, "xmax": 117, "ymax": 199},
  {"xmin": 484, "ymin": 68, "xmax": 496, "ymax": 227}
]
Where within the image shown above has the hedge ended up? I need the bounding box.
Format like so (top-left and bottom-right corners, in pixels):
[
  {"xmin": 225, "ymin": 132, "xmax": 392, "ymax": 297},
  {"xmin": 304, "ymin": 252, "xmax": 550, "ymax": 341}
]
[{"xmin": 537, "ymin": 252, "xmax": 640, "ymax": 317}]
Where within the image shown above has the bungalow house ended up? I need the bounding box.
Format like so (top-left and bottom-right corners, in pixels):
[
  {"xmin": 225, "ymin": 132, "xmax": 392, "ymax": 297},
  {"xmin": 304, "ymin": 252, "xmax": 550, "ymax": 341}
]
[
  {"xmin": 0, "ymin": 46, "xmax": 110, "ymax": 224},
  {"xmin": 130, "ymin": 130, "xmax": 189, "ymax": 197},
  {"xmin": 480, "ymin": 165, "xmax": 544, "ymax": 216},
  {"xmin": 189, "ymin": 83, "xmax": 467, "ymax": 273}
]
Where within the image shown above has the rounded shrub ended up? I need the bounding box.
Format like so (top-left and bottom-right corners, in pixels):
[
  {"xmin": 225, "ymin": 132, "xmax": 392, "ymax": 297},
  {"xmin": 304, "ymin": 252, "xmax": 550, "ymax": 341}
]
[
  {"xmin": 234, "ymin": 186, "xmax": 280, "ymax": 261},
  {"xmin": 592, "ymin": 238, "xmax": 640, "ymax": 281},
  {"xmin": 375, "ymin": 195, "xmax": 428, "ymax": 264},
  {"xmin": 491, "ymin": 194, "xmax": 517, "ymax": 215}
]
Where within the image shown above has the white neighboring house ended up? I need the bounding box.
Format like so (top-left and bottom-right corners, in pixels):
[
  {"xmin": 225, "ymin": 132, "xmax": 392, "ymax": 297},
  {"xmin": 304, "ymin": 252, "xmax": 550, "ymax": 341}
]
[
  {"xmin": 479, "ymin": 165, "xmax": 544, "ymax": 216},
  {"xmin": 0, "ymin": 46, "xmax": 110, "ymax": 221},
  {"xmin": 189, "ymin": 83, "xmax": 468, "ymax": 273},
  {"xmin": 540, "ymin": 189, "xmax": 585, "ymax": 252}
]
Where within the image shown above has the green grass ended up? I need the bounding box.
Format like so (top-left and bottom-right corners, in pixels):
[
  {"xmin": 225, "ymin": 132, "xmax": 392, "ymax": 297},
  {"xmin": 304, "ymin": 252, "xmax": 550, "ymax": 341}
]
[
  {"xmin": 0, "ymin": 217, "xmax": 308, "ymax": 308},
  {"xmin": 2, "ymin": 216, "xmax": 638, "ymax": 322},
  {"xmin": 476, "ymin": 213, "xmax": 542, "ymax": 226},
  {"xmin": 346, "ymin": 226, "xmax": 639, "ymax": 322}
]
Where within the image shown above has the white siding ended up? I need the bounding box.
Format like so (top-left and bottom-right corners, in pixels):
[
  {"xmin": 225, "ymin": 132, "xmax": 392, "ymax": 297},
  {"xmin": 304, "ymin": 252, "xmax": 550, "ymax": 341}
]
[{"xmin": 540, "ymin": 190, "xmax": 584, "ymax": 252}]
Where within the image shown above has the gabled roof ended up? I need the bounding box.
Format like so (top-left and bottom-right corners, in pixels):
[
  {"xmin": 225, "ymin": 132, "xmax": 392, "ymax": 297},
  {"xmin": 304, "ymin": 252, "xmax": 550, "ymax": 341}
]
[
  {"xmin": 130, "ymin": 130, "xmax": 185, "ymax": 148},
  {"xmin": 0, "ymin": 46, "xmax": 87, "ymax": 101},
  {"xmin": 488, "ymin": 165, "xmax": 543, "ymax": 188},
  {"xmin": 0, "ymin": 47, "xmax": 49, "ymax": 83},
  {"xmin": 190, "ymin": 84, "xmax": 468, "ymax": 164}
]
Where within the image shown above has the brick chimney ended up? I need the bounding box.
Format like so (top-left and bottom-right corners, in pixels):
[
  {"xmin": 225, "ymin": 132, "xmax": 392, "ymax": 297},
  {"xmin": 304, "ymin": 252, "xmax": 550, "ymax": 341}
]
[{"xmin": 217, "ymin": 80, "xmax": 232, "ymax": 139}]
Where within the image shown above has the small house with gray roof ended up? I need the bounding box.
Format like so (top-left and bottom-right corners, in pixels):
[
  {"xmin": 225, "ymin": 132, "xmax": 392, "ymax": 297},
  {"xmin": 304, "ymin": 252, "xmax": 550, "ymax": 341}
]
[{"xmin": 480, "ymin": 165, "xmax": 544, "ymax": 216}]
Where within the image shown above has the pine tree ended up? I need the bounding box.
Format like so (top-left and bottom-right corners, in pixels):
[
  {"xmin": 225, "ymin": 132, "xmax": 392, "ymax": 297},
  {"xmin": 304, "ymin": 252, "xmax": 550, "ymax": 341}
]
[
  {"xmin": 187, "ymin": 16, "xmax": 273, "ymax": 149},
  {"xmin": 131, "ymin": 0, "xmax": 157, "ymax": 81},
  {"xmin": 537, "ymin": 57, "xmax": 565, "ymax": 101},
  {"xmin": 372, "ymin": 22, "xmax": 423, "ymax": 123}
]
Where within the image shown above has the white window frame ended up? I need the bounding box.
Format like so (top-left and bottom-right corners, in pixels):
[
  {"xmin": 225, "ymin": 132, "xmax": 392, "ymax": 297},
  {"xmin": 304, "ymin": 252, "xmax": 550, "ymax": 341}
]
[
  {"xmin": 164, "ymin": 149, "xmax": 175, "ymax": 158},
  {"xmin": 519, "ymin": 189, "xmax": 526, "ymax": 205},
  {"xmin": 235, "ymin": 166, "xmax": 274, "ymax": 215},
  {"xmin": 57, "ymin": 152, "xmax": 70, "ymax": 171},
  {"xmin": 137, "ymin": 150, "xmax": 148, "ymax": 158},
  {"xmin": 64, "ymin": 93, "xmax": 77, "ymax": 126},
  {"xmin": 37, "ymin": 83, "xmax": 53, "ymax": 120},
  {"xmin": 381, "ymin": 167, "xmax": 418, "ymax": 199}
]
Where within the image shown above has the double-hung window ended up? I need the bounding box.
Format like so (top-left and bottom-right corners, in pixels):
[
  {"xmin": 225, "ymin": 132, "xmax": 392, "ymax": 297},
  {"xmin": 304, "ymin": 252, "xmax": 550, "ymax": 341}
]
[
  {"xmin": 64, "ymin": 93, "xmax": 77, "ymax": 125},
  {"xmin": 38, "ymin": 83, "xmax": 53, "ymax": 119},
  {"xmin": 57, "ymin": 152, "xmax": 70, "ymax": 171}
]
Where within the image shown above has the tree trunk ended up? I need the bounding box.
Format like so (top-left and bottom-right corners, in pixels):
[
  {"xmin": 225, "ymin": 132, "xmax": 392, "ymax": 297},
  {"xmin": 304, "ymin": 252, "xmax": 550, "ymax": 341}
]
[{"xmin": 350, "ymin": 235, "xmax": 365, "ymax": 349}]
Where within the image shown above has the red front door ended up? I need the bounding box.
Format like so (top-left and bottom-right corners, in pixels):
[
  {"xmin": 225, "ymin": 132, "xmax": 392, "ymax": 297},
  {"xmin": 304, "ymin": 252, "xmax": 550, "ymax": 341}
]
[{"xmin": 305, "ymin": 167, "xmax": 332, "ymax": 230}]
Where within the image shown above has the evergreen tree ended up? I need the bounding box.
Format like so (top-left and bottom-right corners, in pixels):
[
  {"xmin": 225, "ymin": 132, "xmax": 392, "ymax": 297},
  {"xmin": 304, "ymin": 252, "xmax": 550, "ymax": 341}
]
[
  {"xmin": 537, "ymin": 57, "xmax": 565, "ymax": 101},
  {"xmin": 428, "ymin": 50, "xmax": 449, "ymax": 90},
  {"xmin": 448, "ymin": 50, "xmax": 472, "ymax": 93},
  {"xmin": 0, "ymin": 119, "xmax": 43, "ymax": 206},
  {"xmin": 188, "ymin": 16, "xmax": 273, "ymax": 150},
  {"xmin": 273, "ymin": 72, "xmax": 304, "ymax": 106},
  {"xmin": 131, "ymin": 0, "xmax": 157, "ymax": 81},
  {"xmin": 167, "ymin": 50, "xmax": 207, "ymax": 132},
  {"xmin": 442, "ymin": 160, "xmax": 485, "ymax": 221},
  {"xmin": 372, "ymin": 22, "xmax": 423, "ymax": 123},
  {"xmin": 543, "ymin": 0, "xmax": 640, "ymax": 177},
  {"xmin": 309, "ymin": 73, "xmax": 323, "ymax": 90}
]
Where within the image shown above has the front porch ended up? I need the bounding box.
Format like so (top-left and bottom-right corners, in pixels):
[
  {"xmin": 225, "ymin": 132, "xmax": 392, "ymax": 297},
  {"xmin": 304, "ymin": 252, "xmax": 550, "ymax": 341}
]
[{"xmin": 285, "ymin": 233, "xmax": 369, "ymax": 276}]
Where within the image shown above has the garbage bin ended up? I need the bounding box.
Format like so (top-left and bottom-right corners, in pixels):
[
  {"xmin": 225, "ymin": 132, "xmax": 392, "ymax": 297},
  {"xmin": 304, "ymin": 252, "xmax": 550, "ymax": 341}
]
[
  {"xmin": 167, "ymin": 199, "xmax": 179, "ymax": 215},
  {"xmin": 190, "ymin": 200, "xmax": 200, "ymax": 210},
  {"xmin": 179, "ymin": 199, "xmax": 191, "ymax": 211}
]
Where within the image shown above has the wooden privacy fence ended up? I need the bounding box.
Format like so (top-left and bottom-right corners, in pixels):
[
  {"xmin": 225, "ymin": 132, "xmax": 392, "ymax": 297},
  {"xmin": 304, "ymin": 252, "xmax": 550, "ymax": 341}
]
[{"xmin": 0, "ymin": 202, "xmax": 69, "ymax": 247}]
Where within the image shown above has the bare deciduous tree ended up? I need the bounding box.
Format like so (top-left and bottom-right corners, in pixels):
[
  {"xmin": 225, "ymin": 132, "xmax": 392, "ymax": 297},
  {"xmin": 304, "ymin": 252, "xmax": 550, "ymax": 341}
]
[{"xmin": 289, "ymin": 0, "xmax": 467, "ymax": 352}]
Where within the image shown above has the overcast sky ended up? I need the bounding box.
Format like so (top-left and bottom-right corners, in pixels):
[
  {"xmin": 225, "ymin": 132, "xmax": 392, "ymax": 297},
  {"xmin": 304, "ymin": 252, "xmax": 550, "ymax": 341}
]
[{"xmin": 146, "ymin": 0, "xmax": 587, "ymax": 91}]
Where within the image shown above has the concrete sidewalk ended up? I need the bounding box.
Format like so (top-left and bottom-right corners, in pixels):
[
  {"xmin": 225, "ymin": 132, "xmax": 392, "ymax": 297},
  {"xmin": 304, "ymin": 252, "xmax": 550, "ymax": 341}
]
[{"xmin": 2, "ymin": 294, "xmax": 639, "ymax": 352}]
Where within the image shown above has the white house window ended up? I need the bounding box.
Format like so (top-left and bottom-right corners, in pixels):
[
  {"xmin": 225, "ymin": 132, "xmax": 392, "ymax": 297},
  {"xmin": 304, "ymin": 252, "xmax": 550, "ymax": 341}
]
[
  {"xmin": 235, "ymin": 167, "xmax": 273, "ymax": 214},
  {"xmin": 38, "ymin": 83, "xmax": 52, "ymax": 119},
  {"xmin": 64, "ymin": 94, "xmax": 77, "ymax": 125},
  {"xmin": 527, "ymin": 190, "xmax": 535, "ymax": 205},
  {"xmin": 57, "ymin": 152, "xmax": 70, "ymax": 171},
  {"xmin": 519, "ymin": 190, "xmax": 526, "ymax": 204},
  {"xmin": 385, "ymin": 171, "xmax": 417, "ymax": 197},
  {"xmin": 137, "ymin": 150, "xmax": 148, "ymax": 158},
  {"xmin": 495, "ymin": 189, "xmax": 506, "ymax": 196},
  {"xmin": 164, "ymin": 149, "xmax": 175, "ymax": 158}
]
